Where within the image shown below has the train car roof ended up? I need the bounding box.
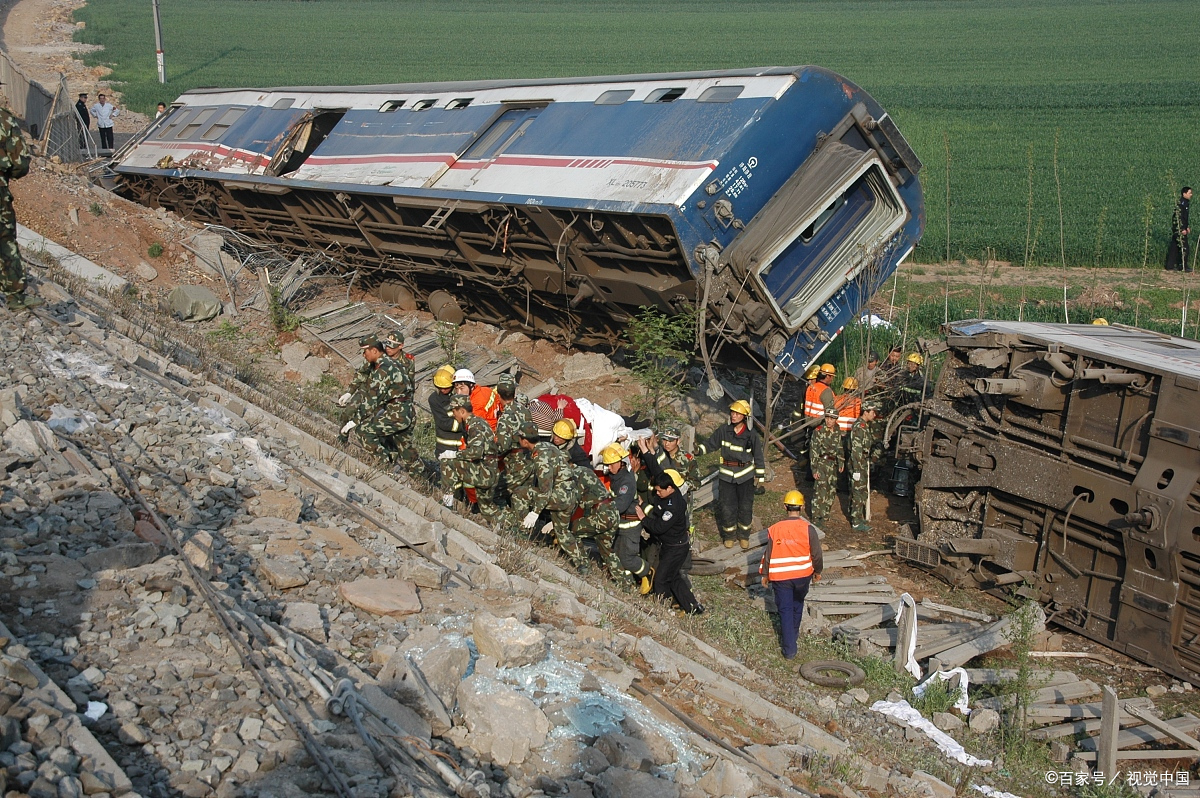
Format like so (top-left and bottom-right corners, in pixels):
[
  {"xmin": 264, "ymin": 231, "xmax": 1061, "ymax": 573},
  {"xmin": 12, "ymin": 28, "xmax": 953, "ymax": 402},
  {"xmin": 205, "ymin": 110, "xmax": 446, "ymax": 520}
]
[
  {"xmin": 947, "ymin": 319, "xmax": 1200, "ymax": 379},
  {"xmin": 179, "ymin": 66, "xmax": 814, "ymax": 97}
]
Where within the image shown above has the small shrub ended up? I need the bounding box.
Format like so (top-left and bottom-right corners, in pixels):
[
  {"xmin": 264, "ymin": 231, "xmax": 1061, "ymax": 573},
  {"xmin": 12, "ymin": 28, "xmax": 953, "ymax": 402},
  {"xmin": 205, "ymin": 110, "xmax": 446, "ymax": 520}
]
[
  {"xmin": 147, "ymin": 242, "xmax": 164, "ymax": 258},
  {"xmin": 88, "ymin": 201, "xmax": 104, "ymax": 216},
  {"xmin": 911, "ymin": 677, "xmax": 958, "ymax": 716},
  {"xmin": 206, "ymin": 321, "xmax": 241, "ymax": 342},
  {"xmin": 268, "ymin": 286, "xmax": 302, "ymax": 333}
]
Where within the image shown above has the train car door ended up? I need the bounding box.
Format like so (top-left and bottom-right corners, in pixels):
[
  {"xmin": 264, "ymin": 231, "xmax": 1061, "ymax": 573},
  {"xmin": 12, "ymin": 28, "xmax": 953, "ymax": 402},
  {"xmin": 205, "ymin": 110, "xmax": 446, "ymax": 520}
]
[{"xmin": 430, "ymin": 105, "xmax": 545, "ymax": 190}]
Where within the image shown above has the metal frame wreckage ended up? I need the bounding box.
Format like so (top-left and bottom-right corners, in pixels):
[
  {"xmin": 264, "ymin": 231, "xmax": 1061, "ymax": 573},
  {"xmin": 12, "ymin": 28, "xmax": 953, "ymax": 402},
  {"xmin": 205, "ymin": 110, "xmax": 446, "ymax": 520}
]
[
  {"xmin": 107, "ymin": 66, "xmax": 924, "ymax": 380},
  {"xmin": 897, "ymin": 320, "xmax": 1200, "ymax": 684}
]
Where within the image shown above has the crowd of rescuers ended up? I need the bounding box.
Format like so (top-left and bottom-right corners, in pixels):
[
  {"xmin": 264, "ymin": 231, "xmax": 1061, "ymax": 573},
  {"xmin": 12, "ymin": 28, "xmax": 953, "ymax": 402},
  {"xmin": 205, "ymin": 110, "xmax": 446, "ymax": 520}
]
[{"xmin": 331, "ymin": 329, "xmax": 924, "ymax": 641}]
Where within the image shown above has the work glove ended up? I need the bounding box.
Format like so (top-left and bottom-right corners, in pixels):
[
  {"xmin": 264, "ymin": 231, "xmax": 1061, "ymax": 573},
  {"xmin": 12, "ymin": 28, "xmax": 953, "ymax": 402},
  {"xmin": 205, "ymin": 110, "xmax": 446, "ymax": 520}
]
[
  {"xmin": 522, "ymin": 511, "xmax": 540, "ymax": 530},
  {"xmin": 442, "ymin": 494, "xmax": 454, "ymax": 508},
  {"xmin": 438, "ymin": 450, "xmax": 457, "ymax": 461},
  {"xmin": 852, "ymin": 472, "xmax": 862, "ymax": 482},
  {"xmin": 336, "ymin": 392, "xmax": 353, "ymax": 407},
  {"xmin": 754, "ymin": 484, "xmax": 766, "ymax": 495},
  {"xmin": 340, "ymin": 420, "xmax": 356, "ymax": 435}
]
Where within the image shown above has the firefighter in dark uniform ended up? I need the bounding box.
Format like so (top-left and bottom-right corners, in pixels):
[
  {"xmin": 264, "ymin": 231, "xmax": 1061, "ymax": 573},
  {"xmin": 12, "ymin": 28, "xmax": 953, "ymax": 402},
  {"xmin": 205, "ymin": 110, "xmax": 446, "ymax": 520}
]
[
  {"xmin": 638, "ymin": 469, "xmax": 703, "ymax": 615},
  {"xmin": 697, "ymin": 399, "xmax": 765, "ymax": 549},
  {"xmin": 602, "ymin": 444, "xmax": 653, "ymax": 594},
  {"xmin": 430, "ymin": 365, "xmax": 464, "ymax": 507}
]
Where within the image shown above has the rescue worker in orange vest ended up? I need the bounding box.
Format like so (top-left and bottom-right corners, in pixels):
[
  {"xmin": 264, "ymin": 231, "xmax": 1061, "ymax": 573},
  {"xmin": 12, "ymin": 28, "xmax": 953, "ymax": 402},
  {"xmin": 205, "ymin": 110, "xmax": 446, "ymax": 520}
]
[
  {"xmin": 453, "ymin": 368, "xmax": 505, "ymax": 431},
  {"xmin": 835, "ymin": 376, "xmax": 862, "ymax": 434},
  {"xmin": 760, "ymin": 491, "xmax": 823, "ymax": 660}
]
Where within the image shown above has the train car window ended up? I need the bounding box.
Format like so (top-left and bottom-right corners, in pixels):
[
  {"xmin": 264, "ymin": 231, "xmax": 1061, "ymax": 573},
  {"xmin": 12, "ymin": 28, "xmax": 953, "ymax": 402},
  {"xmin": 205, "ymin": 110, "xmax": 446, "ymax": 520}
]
[
  {"xmin": 177, "ymin": 108, "xmax": 216, "ymax": 139},
  {"xmin": 800, "ymin": 195, "xmax": 847, "ymax": 243},
  {"xmin": 201, "ymin": 108, "xmax": 246, "ymax": 141},
  {"xmin": 697, "ymin": 85, "xmax": 744, "ymax": 103},
  {"xmin": 646, "ymin": 88, "xmax": 686, "ymax": 103},
  {"xmin": 379, "ymin": 100, "xmax": 405, "ymax": 112},
  {"xmin": 447, "ymin": 98, "xmax": 473, "ymax": 109},
  {"xmin": 272, "ymin": 98, "xmax": 295, "ymax": 110},
  {"xmin": 154, "ymin": 109, "xmax": 194, "ymax": 139},
  {"xmin": 412, "ymin": 99, "xmax": 437, "ymax": 111},
  {"xmin": 463, "ymin": 106, "xmax": 543, "ymax": 160},
  {"xmin": 595, "ymin": 89, "xmax": 634, "ymax": 106}
]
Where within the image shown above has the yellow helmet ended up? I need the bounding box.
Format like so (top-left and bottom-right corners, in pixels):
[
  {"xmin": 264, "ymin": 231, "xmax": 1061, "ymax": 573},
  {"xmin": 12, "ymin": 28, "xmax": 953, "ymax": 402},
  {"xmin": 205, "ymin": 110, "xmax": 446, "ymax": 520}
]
[
  {"xmin": 552, "ymin": 418, "xmax": 577, "ymax": 440},
  {"xmin": 842, "ymin": 376, "xmax": 859, "ymax": 391},
  {"xmin": 783, "ymin": 490, "xmax": 805, "ymax": 508},
  {"xmin": 1092, "ymin": 318, "xmax": 1109, "ymax": 326},
  {"xmin": 433, "ymin": 365, "xmax": 455, "ymax": 388},
  {"xmin": 819, "ymin": 363, "xmax": 837, "ymax": 376},
  {"xmin": 729, "ymin": 399, "xmax": 751, "ymax": 416},
  {"xmin": 803, "ymin": 365, "xmax": 821, "ymax": 380},
  {"xmin": 906, "ymin": 353, "xmax": 924, "ymax": 365},
  {"xmin": 600, "ymin": 444, "xmax": 628, "ymax": 465},
  {"xmin": 663, "ymin": 469, "xmax": 685, "ymax": 488}
]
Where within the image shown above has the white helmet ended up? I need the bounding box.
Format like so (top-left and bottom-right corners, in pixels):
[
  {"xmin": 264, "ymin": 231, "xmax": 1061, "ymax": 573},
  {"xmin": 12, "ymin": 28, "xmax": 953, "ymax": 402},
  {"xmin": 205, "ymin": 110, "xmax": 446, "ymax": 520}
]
[{"xmin": 452, "ymin": 368, "xmax": 476, "ymax": 384}]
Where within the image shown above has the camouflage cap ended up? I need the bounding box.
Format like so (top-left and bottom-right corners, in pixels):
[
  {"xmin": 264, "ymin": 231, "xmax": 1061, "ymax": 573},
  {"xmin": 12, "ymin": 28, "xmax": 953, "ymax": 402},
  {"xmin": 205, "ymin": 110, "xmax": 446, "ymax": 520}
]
[
  {"xmin": 658, "ymin": 426, "xmax": 681, "ymax": 440},
  {"xmin": 450, "ymin": 395, "xmax": 472, "ymax": 411},
  {"xmin": 518, "ymin": 421, "xmax": 541, "ymax": 441},
  {"xmin": 824, "ymin": 408, "xmax": 839, "ymax": 419},
  {"xmin": 359, "ymin": 334, "xmax": 384, "ymax": 350},
  {"xmin": 862, "ymin": 400, "xmax": 881, "ymax": 413},
  {"xmin": 383, "ymin": 329, "xmax": 405, "ymax": 347},
  {"xmin": 497, "ymin": 372, "xmax": 516, "ymax": 387}
]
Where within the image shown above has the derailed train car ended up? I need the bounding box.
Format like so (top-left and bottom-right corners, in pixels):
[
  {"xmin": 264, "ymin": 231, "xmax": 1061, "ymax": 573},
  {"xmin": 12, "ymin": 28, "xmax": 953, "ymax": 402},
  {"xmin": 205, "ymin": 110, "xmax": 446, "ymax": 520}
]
[
  {"xmin": 108, "ymin": 67, "xmax": 923, "ymax": 378},
  {"xmin": 897, "ymin": 320, "xmax": 1200, "ymax": 681}
]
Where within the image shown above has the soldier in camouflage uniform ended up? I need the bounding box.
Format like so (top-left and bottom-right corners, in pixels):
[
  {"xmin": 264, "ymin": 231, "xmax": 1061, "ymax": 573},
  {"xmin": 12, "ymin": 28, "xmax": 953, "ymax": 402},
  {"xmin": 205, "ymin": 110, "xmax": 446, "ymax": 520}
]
[
  {"xmin": 0, "ymin": 101, "xmax": 38, "ymax": 311},
  {"xmin": 350, "ymin": 335, "xmax": 415, "ymax": 464},
  {"xmin": 494, "ymin": 373, "xmax": 532, "ymax": 453},
  {"xmin": 517, "ymin": 427, "xmax": 586, "ymax": 571},
  {"xmin": 502, "ymin": 422, "xmax": 542, "ymax": 534},
  {"xmin": 445, "ymin": 395, "xmax": 501, "ymax": 521},
  {"xmin": 338, "ymin": 360, "xmax": 375, "ymax": 424},
  {"xmin": 381, "ymin": 330, "xmax": 418, "ymax": 464},
  {"xmin": 808, "ymin": 408, "xmax": 845, "ymax": 527},
  {"xmin": 571, "ymin": 463, "xmax": 624, "ymax": 580},
  {"xmin": 848, "ymin": 401, "xmax": 881, "ymax": 532}
]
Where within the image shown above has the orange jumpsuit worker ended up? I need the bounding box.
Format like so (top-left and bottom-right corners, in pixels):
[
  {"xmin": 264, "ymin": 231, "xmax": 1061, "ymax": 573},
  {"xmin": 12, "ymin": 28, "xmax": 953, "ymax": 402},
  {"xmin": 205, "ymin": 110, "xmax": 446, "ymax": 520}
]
[{"xmin": 760, "ymin": 491, "xmax": 823, "ymax": 660}]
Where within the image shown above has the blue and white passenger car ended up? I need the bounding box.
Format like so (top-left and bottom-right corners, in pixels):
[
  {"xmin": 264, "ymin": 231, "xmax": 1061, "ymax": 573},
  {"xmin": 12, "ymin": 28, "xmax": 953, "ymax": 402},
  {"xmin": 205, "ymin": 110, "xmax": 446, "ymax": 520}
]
[{"xmin": 111, "ymin": 66, "xmax": 924, "ymax": 377}]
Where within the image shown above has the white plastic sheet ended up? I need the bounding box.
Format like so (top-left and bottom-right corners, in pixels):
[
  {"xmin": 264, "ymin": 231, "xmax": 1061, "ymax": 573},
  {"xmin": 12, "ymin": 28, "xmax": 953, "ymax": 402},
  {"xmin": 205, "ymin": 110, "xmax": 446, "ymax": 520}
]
[
  {"xmin": 973, "ymin": 784, "xmax": 1022, "ymax": 798},
  {"xmin": 895, "ymin": 593, "xmax": 921, "ymax": 679},
  {"xmin": 575, "ymin": 397, "xmax": 633, "ymax": 463},
  {"xmin": 914, "ymin": 667, "xmax": 972, "ymax": 715},
  {"xmin": 870, "ymin": 699, "xmax": 993, "ymax": 768}
]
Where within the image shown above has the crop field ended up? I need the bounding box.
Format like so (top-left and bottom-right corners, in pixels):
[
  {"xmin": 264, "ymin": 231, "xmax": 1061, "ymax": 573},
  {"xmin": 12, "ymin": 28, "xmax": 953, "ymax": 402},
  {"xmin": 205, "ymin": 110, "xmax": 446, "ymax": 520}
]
[{"xmin": 74, "ymin": 0, "xmax": 1199, "ymax": 267}]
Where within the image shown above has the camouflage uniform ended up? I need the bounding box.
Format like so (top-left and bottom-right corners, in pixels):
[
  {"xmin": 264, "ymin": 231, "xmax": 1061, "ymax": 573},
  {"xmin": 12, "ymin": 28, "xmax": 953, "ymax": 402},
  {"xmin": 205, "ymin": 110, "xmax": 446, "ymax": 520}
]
[
  {"xmin": 341, "ymin": 361, "xmax": 374, "ymax": 424},
  {"xmin": 847, "ymin": 411, "xmax": 881, "ymax": 530},
  {"xmin": 808, "ymin": 418, "xmax": 844, "ymax": 526},
  {"xmin": 529, "ymin": 441, "xmax": 585, "ymax": 568},
  {"xmin": 0, "ymin": 108, "xmax": 32, "ymax": 307},
  {"xmin": 354, "ymin": 355, "xmax": 415, "ymax": 463},
  {"xmin": 495, "ymin": 394, "xmax": 533, "ymax": 454},
  {"xmin": 570, "ymin": 465, "xmax": 624, "ymax": 578},
  {"xmin": 451, "ymin": 412, "xmax": 501, "ymax": 521}
]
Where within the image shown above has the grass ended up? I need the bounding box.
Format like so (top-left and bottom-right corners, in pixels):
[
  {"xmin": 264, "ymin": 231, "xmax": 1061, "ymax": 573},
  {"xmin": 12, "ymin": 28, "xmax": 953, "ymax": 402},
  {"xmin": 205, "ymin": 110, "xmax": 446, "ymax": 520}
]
[{"xmin": 73, "ymin": 0, "xmax": 1200, "ymax": 268}]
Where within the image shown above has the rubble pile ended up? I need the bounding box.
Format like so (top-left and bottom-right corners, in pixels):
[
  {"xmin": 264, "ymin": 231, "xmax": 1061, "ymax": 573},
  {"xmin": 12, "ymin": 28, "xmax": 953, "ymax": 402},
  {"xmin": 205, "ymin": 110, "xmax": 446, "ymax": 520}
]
[{"xmin": 0, "ymin": 304, "xmax": 808, "ymax": 797}]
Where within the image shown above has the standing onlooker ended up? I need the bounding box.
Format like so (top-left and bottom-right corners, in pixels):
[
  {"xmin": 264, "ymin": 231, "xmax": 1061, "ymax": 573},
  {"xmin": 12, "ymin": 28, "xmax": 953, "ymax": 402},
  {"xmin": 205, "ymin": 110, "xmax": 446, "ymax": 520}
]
[
  {"xmin": 75, "ymin": 93, "xmax": 90, "ymax": 149},
  {"xmin": 760, "ymin": 491, "xmax": 822, "ymax": 659},
  {"xmin": 1166, "ymin": 187, "xmax": 1192, "ymax": 272},
  {"xmin": 0, "ymin": 96, "xmax": 38, "ymax": 311},
  {"xmin": 90, "ymin": 93, "xmax": 118, "ymax": 150},
  {"xmin": 854, "ymin": 351, "xmax": 881, "ymax": 392}
]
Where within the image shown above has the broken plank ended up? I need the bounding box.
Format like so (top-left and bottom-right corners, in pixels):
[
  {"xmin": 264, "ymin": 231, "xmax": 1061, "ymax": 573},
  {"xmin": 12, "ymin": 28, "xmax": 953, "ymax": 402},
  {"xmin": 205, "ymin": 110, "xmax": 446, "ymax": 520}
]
[
  {"xmin": 835, "ymin": 604, "xmax": 897, "ymax": 630},
  {"xmin": 1025, "ymin": 697, "xmax": 1154, "ymax": 722},
  {"xmin": 819, "ymin": 575, "xmax": 890, "ymax": 587},
  {"xmin": 823, "ymin": 604, "xmax": 890, "ymax": 617},
  {"xmin": 810, "ymin": 584, "xmax": 897, "ymax": 595},
  {"xmin": 1076, "ymin": 749, "xmax": 1200, "ymax": 762},
  {"xmin": 1079, "ymin": 714, "xmax": 1200, "ymax": 752},
  {"xmin": 933, "ymin": 606, "xmax": 1046, "ymax": 669},
  {"xmin": 964, "ymin": 668, "xmax": 1080, "ymax": 687},
  {"xmin": 865, "ymin": 623, "xmax": 981, "ymax": 648},
  {"xmin": 975, "ymin": 680, "xmax": 1100, "ymax": 711},
  {"xmin": 914, "ymin": 625, "xmax": 992, "ymax": 662},
  {"xmin": 1126, "ymin": 706, "xmax": 1200, "ymax": 753},
  {"xmin": 809, "ymin": 593, "xmax": 897, "ymax": 604},
  {"xmin": 919, "ymin": 599, "xmax": 993, "ymax": 622}
]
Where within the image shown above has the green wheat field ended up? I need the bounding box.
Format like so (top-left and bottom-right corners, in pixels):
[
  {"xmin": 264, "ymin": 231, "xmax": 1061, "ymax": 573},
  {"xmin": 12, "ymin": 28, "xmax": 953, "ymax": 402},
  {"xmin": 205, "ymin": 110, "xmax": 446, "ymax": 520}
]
[{"xmin": 75, "ymin": 0, "xmax": 1200, "ymax": 269}]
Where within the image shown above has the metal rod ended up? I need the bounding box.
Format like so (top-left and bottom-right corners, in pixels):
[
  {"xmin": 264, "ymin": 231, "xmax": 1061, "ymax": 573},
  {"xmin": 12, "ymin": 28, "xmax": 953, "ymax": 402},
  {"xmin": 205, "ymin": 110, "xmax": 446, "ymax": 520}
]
[{"xmin": 151, "ymin": 0, "xmax": 166, "ymax": 83}]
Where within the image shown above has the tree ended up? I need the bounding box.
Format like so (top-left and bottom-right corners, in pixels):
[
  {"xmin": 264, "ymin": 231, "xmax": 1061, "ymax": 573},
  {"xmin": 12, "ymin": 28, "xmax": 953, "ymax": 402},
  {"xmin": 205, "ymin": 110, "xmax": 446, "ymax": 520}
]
[{"xmin": 624, "ymin": 305, "xmax": 696, "ymax": 423}]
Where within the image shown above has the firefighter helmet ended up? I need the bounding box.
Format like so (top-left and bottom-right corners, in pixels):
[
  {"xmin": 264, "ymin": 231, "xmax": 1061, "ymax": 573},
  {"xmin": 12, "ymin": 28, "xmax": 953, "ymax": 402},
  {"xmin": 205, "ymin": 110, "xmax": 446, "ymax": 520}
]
[
  {"xmin": 842, "ymin": 376, "xmax": 859, "ymax": 391},
  {"xmin": 906, "ymin": 353, "xmax": 923, "ymax": 366},
  {"xmin": 729, "ymin": 399, "xmax": 752, "ymax": 416},
  {"xmin": 552, "ymin": 418, "xmax": 577, "ymax": 440},
  {"xmin": 819, "ymin": 363, "xmax": 837, "ymax": 375},
  {"xmin": 433, "ymin": 365, "xmax": 455, "ymax": 388},
  {"xmin": 600, "ymin": 444, "xmax": 628, "ymax": 465}
]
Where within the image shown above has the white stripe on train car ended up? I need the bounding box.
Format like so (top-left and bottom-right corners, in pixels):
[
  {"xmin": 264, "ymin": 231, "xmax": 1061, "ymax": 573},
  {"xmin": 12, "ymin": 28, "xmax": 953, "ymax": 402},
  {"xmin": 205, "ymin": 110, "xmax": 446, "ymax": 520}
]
[{"xmin": 172, "ymin": 74, "xmax": 794, "ymax": 112}]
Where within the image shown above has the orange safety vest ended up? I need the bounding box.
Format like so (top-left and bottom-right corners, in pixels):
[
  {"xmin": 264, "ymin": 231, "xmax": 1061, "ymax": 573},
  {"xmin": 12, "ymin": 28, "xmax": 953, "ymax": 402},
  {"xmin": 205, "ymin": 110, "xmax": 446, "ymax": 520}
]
[
  {"xmin": 470, "ymin": 385, "xmax": 505, "ymax": 431},
  {"xmin": 835, "ymin": 394, "xmax": 861, "ymax": 432},
  {"xmin": 803, "ymin": 382, "xmax": 827, "ymax": 418},
  {"xmin": 760, "ymin": 518, "xmax": 815, "ymax": 581}
]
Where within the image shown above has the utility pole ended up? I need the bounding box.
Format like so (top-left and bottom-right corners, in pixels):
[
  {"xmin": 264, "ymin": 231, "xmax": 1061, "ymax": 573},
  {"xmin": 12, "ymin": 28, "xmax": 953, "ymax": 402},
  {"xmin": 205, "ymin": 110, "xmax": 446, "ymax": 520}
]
[{"xmin": 152, "ymin": 0, "xmax": 166, "ymax": 83}]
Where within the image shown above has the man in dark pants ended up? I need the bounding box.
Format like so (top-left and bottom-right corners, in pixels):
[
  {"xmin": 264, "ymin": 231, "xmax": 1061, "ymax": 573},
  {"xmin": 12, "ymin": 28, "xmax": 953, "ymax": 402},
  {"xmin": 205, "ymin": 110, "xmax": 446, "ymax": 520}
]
[
  {"xmin": 602, "ymin": 444, "xmax": 653, "ymax": 594},
  {"xmin": 697, "ymin": 399, "xmax": 766, "ymax": 549},
  {"xmin": 760, "ymin": 491, "xmax": 823, "ymax": 659},
  {"xmin": 1166, "ymin": 187, "xmax": 1192, "ymax": 272},
  {"xmin": 75, "ymin": 93, "xmax": 90, "ymax": 149},
  {"xmin": 638, "ymin": 469, "xmax": 703, "ymax": 615}
]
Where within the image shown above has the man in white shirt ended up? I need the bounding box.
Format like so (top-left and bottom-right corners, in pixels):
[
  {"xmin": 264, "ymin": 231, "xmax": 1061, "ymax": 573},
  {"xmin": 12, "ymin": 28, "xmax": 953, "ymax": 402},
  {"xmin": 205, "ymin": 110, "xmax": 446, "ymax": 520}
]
[{"xmin": 90, "ymin": 93, "xmax": 118, "ymax": 150}]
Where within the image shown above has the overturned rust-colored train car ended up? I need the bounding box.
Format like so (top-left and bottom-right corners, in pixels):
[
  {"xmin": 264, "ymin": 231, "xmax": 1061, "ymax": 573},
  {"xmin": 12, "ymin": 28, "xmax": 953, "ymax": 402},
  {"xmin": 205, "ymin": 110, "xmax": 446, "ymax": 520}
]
[
  {"xmin": 898, "ymin": 320, "xmax": 1200, "ymax": 680},
  {"xmin": 108, "ymin": 67, "xmax": 923, "ymax": 378}
]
